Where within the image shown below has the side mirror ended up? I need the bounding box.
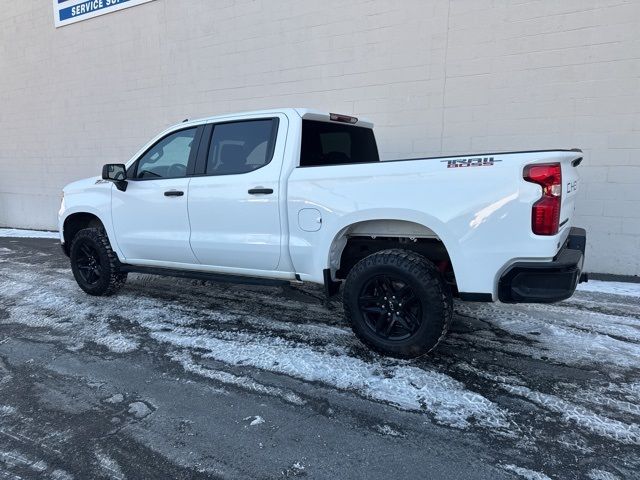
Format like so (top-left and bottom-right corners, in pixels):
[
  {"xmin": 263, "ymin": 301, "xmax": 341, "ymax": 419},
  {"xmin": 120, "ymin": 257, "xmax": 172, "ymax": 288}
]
[{"xmin": 101, "ymin": 164, "xmax": 128, "ymax": 191}]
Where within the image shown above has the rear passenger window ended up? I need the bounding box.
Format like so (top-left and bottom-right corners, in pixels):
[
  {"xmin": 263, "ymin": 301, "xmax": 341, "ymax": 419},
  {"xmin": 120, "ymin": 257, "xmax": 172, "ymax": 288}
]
[
  {"xmin": 300, "ymin": 120, "xmax": 379, "ymax": 167},
  {"xmin": 206, "ymin": 119, "xmax": 278, "ymax": 175}
]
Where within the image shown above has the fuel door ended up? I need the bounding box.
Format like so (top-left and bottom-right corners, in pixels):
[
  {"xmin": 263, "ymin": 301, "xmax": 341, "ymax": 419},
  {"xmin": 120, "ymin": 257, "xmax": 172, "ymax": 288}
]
[{"xmin": 298, "ymin": 208, "xmax": 322, "ymax": 232}]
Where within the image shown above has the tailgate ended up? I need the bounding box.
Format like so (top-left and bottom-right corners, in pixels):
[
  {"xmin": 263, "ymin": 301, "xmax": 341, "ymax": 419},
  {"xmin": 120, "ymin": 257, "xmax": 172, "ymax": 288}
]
[{"xmin": 559, "ymin": 154, "xmax": 582, "ymax": 230}]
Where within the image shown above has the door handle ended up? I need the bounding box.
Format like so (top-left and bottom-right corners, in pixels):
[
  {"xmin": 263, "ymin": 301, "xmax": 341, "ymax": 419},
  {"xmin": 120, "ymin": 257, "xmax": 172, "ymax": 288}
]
[
  {"xmin": 248, "ymin": 188, "xmax": 273, "ymax": 195},
  {"xmin": 164, "ymin": 190, "xmax": 184, "ymax": 197}
]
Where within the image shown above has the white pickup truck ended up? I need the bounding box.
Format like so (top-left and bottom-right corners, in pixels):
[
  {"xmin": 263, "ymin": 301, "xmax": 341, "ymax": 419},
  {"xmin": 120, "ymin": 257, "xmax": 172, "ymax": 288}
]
[{"xmin": 59, "ymin": 108, "xmax": 587, "ymax": 358}]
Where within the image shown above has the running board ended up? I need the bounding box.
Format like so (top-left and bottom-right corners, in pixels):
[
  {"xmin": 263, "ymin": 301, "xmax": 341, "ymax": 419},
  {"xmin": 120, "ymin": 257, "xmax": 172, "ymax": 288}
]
[{"xmin": 120, "ymin": 265, "xmax": 291, "ymax": 287}]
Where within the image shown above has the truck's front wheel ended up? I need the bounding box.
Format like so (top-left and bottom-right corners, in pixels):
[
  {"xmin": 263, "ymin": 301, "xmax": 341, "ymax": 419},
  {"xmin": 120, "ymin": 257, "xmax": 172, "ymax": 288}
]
[
  {"xmin": 343, "ymin": 249, "xmax": 452, "ymax": 358},
  {"xmin": 70, "ymin": 228, "xmax": 127, "ymax": 296}
]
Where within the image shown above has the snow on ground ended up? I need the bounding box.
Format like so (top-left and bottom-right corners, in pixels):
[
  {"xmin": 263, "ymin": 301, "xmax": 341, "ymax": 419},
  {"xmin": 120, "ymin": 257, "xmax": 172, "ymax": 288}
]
[
  {"xmin": 587, "ymin": 469, "xmax": 623, "ymax": 480},
  {"xmin": 95, "ymin": 450, "xmax": 125, "ymax": 480},
  {"xmin": 0, "ymin": 449, "xmax": 49, "ymax": 473},
  {"xmin": 3, "ymin": 260, "xmax": 511, "ymax": 430},
  {"xmin": 128, "ymin": 401, "xmax": 152, "ymax": 419},
  {"xmin": 0, "ymin": 228, "xmax": 59, "ymax": 239},
  {"xmin": 578, "ymin": 279, "xmax": 640, "ymax": 297},
  {"xmin": 454, "ymin": 300, "xmax": 640, "ymax": 369},
  {"xmin": 156, "ymin": 327, "xmax": 511, "ymax": 430},
  {"xmin": 461, "ymin": 364, "xmax": 640, "ymax": 446},
  {"xmin": 1, "ymin": 239, "xmax": 639, "ymax": 478},
  {"xmin": 244, "ymin": 415, "xmax": 265, "ymax": 426},
  {"xmin": 502, "ymin": 464, "xmax": 552, "ymax": 480}
]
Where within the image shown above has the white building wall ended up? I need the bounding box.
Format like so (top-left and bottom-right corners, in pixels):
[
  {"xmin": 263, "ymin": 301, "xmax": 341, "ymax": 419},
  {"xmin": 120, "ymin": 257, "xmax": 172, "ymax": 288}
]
[{"xmin": 0, "ymin": 0, "xmax": 638, "ymax": 275}]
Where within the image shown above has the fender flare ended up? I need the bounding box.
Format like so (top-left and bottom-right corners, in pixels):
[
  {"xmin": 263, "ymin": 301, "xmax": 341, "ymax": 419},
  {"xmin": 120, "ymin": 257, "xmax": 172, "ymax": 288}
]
[
  {"xmin": 59, "ymin": 206, "xmax": 124, "ymax": 261},
  {"xmin": 321, "ymin": 208, "xmax": 459, "ymax": 279}
]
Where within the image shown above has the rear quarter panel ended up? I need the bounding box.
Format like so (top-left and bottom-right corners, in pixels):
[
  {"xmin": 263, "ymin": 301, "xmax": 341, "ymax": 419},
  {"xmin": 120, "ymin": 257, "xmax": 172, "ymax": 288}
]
[{"xmin": 287, "ymin": 150, "xmax": 582, "ymax": 298}]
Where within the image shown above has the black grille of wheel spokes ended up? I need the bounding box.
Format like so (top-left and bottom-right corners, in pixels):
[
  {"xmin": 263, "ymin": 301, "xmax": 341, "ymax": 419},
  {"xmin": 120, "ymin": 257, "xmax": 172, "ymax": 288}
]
[
  {"xmin": 358, "ymin": 275, "xmax": 422, "ymax": 341},
  {"xmin": 76, "ymin": 243, "xmax": 102, "ymax": 285}
]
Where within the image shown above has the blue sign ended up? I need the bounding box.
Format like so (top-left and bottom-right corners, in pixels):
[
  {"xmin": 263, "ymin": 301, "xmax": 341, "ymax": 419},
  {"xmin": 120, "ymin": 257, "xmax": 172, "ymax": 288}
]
[{"xmin": 53, "ymin": 0, "xmax": 155, "ymax": 28}]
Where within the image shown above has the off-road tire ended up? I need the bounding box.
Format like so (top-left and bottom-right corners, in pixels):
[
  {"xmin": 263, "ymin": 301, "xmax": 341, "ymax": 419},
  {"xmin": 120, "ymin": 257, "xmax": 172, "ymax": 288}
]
[
  {"xmin": 70, "ymin": 228, "xmax": 127, "ymax": 296},
  {"xmin": 343, "ymin": 249, "xmax": 453, "ymax": 358}
]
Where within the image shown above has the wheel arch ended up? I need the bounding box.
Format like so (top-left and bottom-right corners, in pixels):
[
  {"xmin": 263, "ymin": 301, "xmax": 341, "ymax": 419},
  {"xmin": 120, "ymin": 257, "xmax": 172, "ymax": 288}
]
[
  {"xmin": 324, "ymin": 211, "xmax": 459, "ymax": 289},
  {"xmin": 61, "ymin": 211, "xmax": 107, "ymax": 256}
]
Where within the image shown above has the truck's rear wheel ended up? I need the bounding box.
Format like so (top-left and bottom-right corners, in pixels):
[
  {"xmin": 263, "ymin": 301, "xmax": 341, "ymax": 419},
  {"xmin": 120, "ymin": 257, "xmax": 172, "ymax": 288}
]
[
  {"xmin": 70, "ymin": 228, "xmax": 127, "ymax": 296},
  {"xmin": 343, "ymin": 249, "xmax": 452, "ymax": 358}
]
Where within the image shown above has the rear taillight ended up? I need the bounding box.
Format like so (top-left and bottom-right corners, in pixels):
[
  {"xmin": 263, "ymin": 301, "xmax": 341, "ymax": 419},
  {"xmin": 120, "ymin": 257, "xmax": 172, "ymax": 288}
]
[{"xmin": 524, "ymin": 163, "xmax": 562, "ymax": 235}]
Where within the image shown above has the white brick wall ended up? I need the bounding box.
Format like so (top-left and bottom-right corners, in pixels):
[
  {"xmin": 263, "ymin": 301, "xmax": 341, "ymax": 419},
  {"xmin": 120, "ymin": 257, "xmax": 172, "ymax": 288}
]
[{"xmin": 0, "ymin": 0, "xmax": 639, "ymax": 275}]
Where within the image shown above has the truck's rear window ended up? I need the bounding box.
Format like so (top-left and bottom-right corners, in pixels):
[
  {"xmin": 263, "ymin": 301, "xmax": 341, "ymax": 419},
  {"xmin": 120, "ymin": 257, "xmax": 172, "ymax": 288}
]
[{"xmin": 300, "ymin": 120, "xmax": 379, "ymax": 167}]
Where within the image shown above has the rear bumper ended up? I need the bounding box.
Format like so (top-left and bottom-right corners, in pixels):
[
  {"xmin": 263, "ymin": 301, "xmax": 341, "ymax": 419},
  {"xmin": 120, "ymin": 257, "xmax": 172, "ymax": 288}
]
[{"xmin": 498, "ymin": 227, "xmax": 587, "ymax": 303}]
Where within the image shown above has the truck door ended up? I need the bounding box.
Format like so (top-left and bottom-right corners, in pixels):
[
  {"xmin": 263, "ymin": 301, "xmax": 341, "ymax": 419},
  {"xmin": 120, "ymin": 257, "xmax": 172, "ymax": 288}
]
[
  {"xmin": 111, "ymin": 126, "xmax": 201, "ymax": 264},
  {"xmin": 188, "ymin": 115, "xmax": 287, "ymax": 271}
]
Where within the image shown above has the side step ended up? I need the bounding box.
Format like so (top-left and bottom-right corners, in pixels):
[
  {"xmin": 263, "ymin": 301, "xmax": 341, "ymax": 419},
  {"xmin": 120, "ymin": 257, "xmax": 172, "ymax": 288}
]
[{"xmin": 120, "ymin": 265, "xmax": 290, "ymax": 287}]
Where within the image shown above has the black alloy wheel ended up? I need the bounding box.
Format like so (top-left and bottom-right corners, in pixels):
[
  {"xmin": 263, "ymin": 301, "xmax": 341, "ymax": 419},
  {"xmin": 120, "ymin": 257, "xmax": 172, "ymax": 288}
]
[
  {"xmin": 70, "ymin": 228, "xmax": 127, "ymax": 296},
  {"xmin": 75, "ymin": 241, "xmax": 103, "ymax": 285},
  {"xmin": 343, "ymin": 249, "xmax": 453, "ymax": 358},
  {"xmin": 358, "ymin": 274, "xmax": 422, "ymax": 341}
]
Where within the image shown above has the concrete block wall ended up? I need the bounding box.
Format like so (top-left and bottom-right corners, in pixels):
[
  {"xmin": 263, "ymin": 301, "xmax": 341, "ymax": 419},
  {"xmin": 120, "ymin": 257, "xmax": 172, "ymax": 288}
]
[{"xmin": 0, "ymin": 0, "xmax": 638, "ymax": 275}]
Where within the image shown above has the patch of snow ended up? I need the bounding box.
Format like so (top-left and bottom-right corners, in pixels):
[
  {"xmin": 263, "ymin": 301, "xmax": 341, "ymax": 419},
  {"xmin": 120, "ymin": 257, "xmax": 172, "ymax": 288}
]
[
  {"xmin": 374, "ymin": 424, "xmax": 403, "ymax": 437},
  {"xmin": 154, "ymin": 329, "xmax": 510, "ymax": 431},
  {"xmin": 244, "ymin": 415, "xmax": 265, "ymax": 426},
  {"xmin": 31, "ymin": 459, "xmax": 48, "ymax": 472},
  {"xmin": 570, "ymin": 384, "xmax": 640, "ymax": 418},
  {"xmin": 502, "ymin": 464, "xmax": 552, "ymax": 480},
  {"xmin": 455, "ymin": 300, "xmax": 640, "ymax": 369},
  {"xmin": 0, "ymin": 405, "xmax": 16, "ymax": 416},
  {"xmin": 95, "ymin": 451, "xmax": 125, "ymax": 480},
  {"xmin": 587, "ymin": 469, "xmax": 621, "ymax": 480},
  {"xmin": 0, "ymin": 449, "xmax": 47, "ymax": 472},
  {"xmin": 282, "ymin": 462, "xmax": 306, "ymax": 476},
  {"xmin": 169, "ymin": 351, "xmax": 305, "ymax": 406},
  {"xmin": 66, "ymin": 342, "xmax": 85, "ymax": 352},
  {"xmin": 0, "ymin": 228, "xmax": 59, "ymax": 239},
  {"xmin": 50, "ymin": 470, "xmax": 75, "ymax": 480},
  {"xmin": 1, "ymin": 270, "xmax": 140, "ymax": 354},
  {"xmin": 105, "ymin": 394, "xmax": 124, "ymax": 404},
  {"xmin": 0, "ymin": 450, "xmax": 31, "ymax": 469},
  {"xmin": 511, "ymin": 385, "xmax": 640, "ymax": 445},
  {"xmin": 92, "ymin": 325, "xmax": 139, "ymax": 353},
  {"xmin": 578, "ymin": 280, "xmax": 640, "ymax": 297},
  {"xmin": 128, "ymin": 401, "xmax": 152, "ymax": 418},
  {"xmin": 466, "ymin": 365, "xmax": 640, "ymax": 446}
]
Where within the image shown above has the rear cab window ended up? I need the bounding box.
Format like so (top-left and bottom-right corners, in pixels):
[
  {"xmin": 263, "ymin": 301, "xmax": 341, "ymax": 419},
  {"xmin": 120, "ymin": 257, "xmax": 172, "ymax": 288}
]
[{"xmin": 300, "ymin": 120, "xmax": 379, "ymax": 167}]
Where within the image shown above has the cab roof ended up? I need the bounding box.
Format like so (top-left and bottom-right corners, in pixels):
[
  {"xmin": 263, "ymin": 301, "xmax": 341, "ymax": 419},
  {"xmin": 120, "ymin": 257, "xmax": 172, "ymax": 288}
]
[{"xmin": 175, "ymin": 108, "xmax": 373, "ymax": 130}]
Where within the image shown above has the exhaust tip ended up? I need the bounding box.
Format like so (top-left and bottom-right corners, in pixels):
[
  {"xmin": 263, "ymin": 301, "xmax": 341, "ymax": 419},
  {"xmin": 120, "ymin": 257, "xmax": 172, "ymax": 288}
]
[{"xmin": 579, "ymin": 272, "xmax": 589, "ymax": 284}]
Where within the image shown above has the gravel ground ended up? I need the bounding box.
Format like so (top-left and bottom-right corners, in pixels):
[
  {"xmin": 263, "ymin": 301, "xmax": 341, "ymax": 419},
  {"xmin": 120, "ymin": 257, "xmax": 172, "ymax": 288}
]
[{"xmin": 0, "ymin": 236, "xmax": 638, "ymax": 479}]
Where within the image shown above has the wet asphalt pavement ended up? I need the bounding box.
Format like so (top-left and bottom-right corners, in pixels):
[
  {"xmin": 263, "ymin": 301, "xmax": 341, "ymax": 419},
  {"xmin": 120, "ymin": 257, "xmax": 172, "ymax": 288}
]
[{"xmin": 0, "ymin": 237, "xmax": 639, "ymax": 479}]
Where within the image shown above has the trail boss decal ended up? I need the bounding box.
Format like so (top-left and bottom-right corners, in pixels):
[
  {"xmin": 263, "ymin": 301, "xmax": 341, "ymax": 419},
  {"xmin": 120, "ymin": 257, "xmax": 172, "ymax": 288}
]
[{"xmin": 442, "ymin": 157, "xmax": 502, "ymax": 168}]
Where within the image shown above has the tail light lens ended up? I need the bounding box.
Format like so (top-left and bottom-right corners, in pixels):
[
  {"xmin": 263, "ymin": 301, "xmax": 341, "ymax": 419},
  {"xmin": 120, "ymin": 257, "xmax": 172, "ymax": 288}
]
[
  {"xmin": 329, "ymin": 113, "xmax": 358, "ymax": 124},
  {"xmin": 524, "ymin": 163, "xmax": 562, "ymax": 235}
]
